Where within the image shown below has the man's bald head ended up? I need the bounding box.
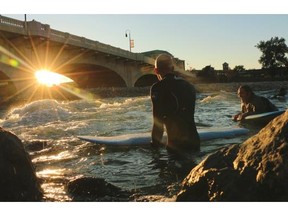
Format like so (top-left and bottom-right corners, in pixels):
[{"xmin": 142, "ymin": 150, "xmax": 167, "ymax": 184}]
[{"xmin": 155, "ymin": 54, "xmax": 174, "ymax": 71}]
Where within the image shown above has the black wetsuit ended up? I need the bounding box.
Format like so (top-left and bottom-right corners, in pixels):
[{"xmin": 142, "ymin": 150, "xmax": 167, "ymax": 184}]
[
  {"xmin": 241, "ymin": 94, "xmax": 278, "ymax": 115},
  {"xmin": 150, "ymin": 73, "xmax": 200, "ymax": 152}
]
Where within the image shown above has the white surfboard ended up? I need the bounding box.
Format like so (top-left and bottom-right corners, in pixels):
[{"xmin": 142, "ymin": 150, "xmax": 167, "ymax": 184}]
[
  {"xmin": 77, "ymin": 127, "xmax": 249, "ymax": 146},
  {"xmin": 242, "ymin": 110, "xmax": 285, "ymax": 126},
  {"xmin": 244, "ymin": 110, "xmax": 285, "ymax": 120}
]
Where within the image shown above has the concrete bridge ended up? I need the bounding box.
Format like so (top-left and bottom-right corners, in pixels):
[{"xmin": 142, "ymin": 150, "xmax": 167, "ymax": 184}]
[{"xmin": 0, "ymin": 15, "xmax": 185, "ymax": 100}]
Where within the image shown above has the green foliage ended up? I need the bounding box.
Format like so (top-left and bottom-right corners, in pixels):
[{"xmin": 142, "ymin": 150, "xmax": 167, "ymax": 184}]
[{"xmin": 256, "ymin": 37, "xmax": 288, "ymax": 69}]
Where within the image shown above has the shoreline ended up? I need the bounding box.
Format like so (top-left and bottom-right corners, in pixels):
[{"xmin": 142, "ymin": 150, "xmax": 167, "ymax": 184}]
[
  {"xmin": 88, "ymin": 81, "xmax": 288, "ymax": 98},
  {"xmin": 1, "ymin": 81, "xmax": 287, "ymax": 107},
  {"xmin": 194, "ymin": 81, "xmax": 288, "ymax": 93}
]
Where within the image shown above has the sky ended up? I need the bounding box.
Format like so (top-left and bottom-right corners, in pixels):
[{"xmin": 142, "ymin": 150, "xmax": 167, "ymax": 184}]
[{"xmin": 2, "ymin": 1, "xmax": 288, "ymax": 72}]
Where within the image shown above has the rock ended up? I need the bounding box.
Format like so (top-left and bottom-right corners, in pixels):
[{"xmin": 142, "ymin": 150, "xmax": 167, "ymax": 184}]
[
  {"xmin": 67, "ymin": 177, "xmax": 131, "ymax": 201},
  {"xmin": 176, "ymin": 110, "xmax": 288, "ymax": 201},
  {"xmin": 24, "ymin": 140, "xmax": 48, "ymax": 152},
  {"xmin": 0, "ymin": 128, "xmax": 43, "ymax": 201}
]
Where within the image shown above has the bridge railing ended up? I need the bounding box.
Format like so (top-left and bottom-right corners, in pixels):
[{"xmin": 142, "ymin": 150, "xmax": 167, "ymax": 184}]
[
  {"xmin": 0, "ymin": 15, "xmax": 26, "ymax": 34},
  {"xmin": 0, "ymin": 16, "xmax": 24, "ymax": 28}
]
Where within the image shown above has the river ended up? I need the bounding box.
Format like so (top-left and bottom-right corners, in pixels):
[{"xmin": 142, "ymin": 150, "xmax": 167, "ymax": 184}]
[{"xmin": 0, "ymin": 85, "xmax": 287, "ymax": 202}]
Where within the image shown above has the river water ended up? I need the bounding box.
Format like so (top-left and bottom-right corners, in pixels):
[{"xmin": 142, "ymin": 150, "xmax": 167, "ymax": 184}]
[{"xmin": 0, "ymin": 87, "xmax": 287, "ymax": 202}]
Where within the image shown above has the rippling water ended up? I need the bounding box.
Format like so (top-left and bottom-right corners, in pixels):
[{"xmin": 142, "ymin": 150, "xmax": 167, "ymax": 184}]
[{"xmin": 0, "ymin": 88, "xmax": 287, "ymax": 201}]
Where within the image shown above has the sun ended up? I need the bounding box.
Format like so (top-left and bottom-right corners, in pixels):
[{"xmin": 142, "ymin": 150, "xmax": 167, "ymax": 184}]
[{"xmin": 35, "ymin": 70, "xmax": 73, "ymax": 87}]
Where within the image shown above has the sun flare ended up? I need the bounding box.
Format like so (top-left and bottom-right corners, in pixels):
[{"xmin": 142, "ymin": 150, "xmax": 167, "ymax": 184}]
[{"xmin": 35, "ymin": 70, "xmax": 73, "ymax": 87}]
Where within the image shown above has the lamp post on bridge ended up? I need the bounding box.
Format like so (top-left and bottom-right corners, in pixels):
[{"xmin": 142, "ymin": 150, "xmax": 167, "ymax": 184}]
[
  {"xmin": 24, "ymin": 14, "xmax": 27, "ymax": 32},
  {"xmin": 125, "ymin": 29, "xmax": 134, "ymax": 52}
]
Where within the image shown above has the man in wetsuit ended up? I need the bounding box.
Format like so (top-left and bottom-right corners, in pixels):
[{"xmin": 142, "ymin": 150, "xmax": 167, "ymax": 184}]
[
  {"xmin": 150, "ymin": 54, "xmax": 200, "ymax": 152},
  {"xmin": 233, "ymin": 85, "xmax": 278, "ymax": 121}
]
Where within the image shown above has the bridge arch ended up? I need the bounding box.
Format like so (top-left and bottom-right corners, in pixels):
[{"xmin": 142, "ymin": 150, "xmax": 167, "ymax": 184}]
[
  {"xmin": 59, "ymin": 63, "xmax": 127, "ymax": 88},
  {"xmin": 133, "ymin": 74, "xmax": 158, "ymax": 87}
]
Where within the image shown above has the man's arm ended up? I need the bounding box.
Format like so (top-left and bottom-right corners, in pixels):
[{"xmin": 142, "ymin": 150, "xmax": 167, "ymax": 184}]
[
  {"xmin": 151, "ymin": 117, "xmax": 164, "ymax": 147},
  {"xmin": 233, "ymin": 102, "xmax": 245, "ymax": 121}
]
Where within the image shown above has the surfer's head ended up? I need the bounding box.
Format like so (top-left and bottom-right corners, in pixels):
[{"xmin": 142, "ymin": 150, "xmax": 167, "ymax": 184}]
[
  {"xmin": 237, "ymin": 85, "xmax": 254, "ymax": 102},
  {"xmin": 154, "ymin": 54, "xmax": 174, "ymax": 80}
]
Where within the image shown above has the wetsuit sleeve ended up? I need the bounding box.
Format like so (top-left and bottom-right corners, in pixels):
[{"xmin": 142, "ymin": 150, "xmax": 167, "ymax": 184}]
[
  {"xmin": 150, "ymin": 84, "xmax": 164, "ymax": 146},
  {"xmin": 151, "ymin": 118, "xmax": 164, "ymax": 146}
]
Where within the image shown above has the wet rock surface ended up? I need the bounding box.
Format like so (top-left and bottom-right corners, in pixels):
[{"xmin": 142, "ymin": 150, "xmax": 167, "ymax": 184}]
[
  {"xmin": 0, "ymin": 128, "xmax": 43, "ymax": 201},
  {"xmin": 67, "ymin": 177, "xmax": 132, "ymax": 201},
  {"xmin": 176, "ymin": 110, "xmax": 288, "ymax": 201}
]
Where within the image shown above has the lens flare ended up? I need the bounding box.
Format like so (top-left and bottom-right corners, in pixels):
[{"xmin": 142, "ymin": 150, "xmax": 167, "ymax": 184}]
[
  {"xmin": 35, "ymin": 70, "xmax": 73, "ymax": 87},
  {"xmin": 0, "ymin": 54, "xmax": 19, "ymax": 67}
]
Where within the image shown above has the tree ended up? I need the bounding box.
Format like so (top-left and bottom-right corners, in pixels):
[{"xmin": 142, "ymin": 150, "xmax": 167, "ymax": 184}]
[
  {"xmin": 256, "ymin": 37, "xmax": 288, "ymax": 69},
  {"xmin": 197, "ymin": 65, "xmax": 215, "ymax": 77},
  {"xmin": 233, "ymin": 65, "xmax": 246, "ymax": 72}
]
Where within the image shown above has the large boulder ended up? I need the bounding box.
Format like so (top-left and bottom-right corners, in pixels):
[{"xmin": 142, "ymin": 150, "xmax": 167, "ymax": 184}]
[
  {"xmin": 176, "ymin": 110, "xmax": 288, "ymax": 201},
  {"xmin": 0, "ymin": 128, "xmax": 43, "ymax": 201}
]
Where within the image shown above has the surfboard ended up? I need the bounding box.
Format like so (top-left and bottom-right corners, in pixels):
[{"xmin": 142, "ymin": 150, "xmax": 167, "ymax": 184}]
[
  {"xmin": 242, "ymin": 110, "xmax": 285, "ymax": 125},
  {"xmin": 77, "ymin": 127, "xmax": 249, "ymax": 146}
]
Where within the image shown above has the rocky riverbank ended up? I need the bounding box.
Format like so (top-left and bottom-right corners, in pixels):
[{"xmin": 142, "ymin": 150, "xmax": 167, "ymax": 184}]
[{"xmin": 176, "ymin": 109, "xmax": 288, "ymax": 201}]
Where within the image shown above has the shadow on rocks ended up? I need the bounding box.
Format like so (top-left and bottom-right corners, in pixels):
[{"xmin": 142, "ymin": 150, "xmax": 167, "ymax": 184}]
[{"xmin": 0, "ymin": 128, "xmax": 43, "ymax": 201}]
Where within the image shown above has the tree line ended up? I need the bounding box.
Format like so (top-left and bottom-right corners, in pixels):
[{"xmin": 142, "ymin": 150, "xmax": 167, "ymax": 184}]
[{"xmin": 193, "ymin": 37, "xmax": 288, "ymax": 82}]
